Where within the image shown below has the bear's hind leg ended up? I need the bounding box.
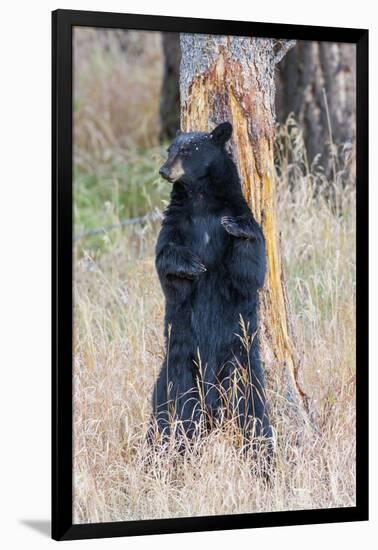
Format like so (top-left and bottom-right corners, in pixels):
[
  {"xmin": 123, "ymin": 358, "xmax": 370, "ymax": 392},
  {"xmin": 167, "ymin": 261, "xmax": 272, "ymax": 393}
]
[
  {"xmin": 218, "ymin": 348, "xmax": 273, "ymax": 465},
  {"xmin": 149, "ymin": 354, "xmax": 202, "ymax": 452}
]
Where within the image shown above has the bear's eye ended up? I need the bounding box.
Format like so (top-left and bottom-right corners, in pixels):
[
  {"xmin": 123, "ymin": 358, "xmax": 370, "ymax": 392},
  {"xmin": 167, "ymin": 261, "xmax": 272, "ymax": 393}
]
[{"xmin": 180, "ymin": 146, "xmax": 191, "ymax": 156}]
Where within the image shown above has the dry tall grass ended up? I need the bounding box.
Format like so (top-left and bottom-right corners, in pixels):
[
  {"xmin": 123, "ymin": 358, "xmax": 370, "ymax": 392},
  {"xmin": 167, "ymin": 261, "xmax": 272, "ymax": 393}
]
[{"xmin": 73, "ymin": 122, "xmax": 356, "ymax": 522}]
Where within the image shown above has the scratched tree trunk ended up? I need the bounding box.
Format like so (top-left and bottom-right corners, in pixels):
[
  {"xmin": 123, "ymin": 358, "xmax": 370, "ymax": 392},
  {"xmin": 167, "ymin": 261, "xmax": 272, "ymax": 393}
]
[
  {"xmin": 180, "ymin": 34, "xmax": 310, "ymax": 420},
  {"xmin": 276, "ymin": 41, "xmax": 356, "ymax": 177}
]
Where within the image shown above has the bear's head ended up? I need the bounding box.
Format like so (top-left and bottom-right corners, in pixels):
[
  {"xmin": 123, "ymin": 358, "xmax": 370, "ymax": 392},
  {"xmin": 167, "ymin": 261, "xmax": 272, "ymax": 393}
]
[{"xmin": 159, "ymin": 122, "xmax": 233, "ymax": 185}]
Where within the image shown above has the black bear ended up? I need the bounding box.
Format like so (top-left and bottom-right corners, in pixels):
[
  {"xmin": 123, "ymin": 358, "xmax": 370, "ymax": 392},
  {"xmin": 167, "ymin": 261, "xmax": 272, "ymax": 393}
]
[{"xmin": 150, "ymin": 122, "xmax": 272, "ymax": 451}]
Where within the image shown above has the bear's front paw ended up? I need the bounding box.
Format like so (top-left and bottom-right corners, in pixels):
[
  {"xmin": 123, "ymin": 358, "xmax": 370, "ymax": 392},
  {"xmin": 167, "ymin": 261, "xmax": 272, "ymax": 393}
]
[
  {"xmin": 221, "ymin": 216, "xmax": 257, "ymax": 240},
  {"xmin": 174, "ymin": 249, "xmax": 207, "ymax": 279},
  {"xmin": 221, "ymin": 216, "xmax": 237, "ymax": 235},
  {"xmin": 184, "ymin": 255, "xmax": 207, "ymax": 278}
]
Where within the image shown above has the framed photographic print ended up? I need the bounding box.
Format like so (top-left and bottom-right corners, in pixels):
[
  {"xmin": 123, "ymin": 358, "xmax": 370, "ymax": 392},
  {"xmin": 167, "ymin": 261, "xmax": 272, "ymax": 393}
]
[{"xmin": 52, "ymin": 9, "xmax": 369, "ymax": 541}]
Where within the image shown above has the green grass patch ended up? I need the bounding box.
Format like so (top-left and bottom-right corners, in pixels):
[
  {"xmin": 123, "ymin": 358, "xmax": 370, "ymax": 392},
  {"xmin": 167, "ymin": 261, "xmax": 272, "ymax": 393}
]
[{"xmin": 74, "ymin": 146, "xmax": 170, "ymax": 251}]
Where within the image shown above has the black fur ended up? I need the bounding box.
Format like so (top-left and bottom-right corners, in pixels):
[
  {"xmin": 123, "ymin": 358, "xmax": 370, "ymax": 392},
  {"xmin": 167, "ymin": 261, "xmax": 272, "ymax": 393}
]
[{"xmin": 150, "ymin": 122, "xmax": 272, "ymax": 451}]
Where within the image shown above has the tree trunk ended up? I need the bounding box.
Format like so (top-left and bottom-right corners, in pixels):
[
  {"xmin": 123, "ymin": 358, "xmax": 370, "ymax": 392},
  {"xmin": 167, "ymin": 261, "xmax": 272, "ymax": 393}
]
[
  {"xmin": 276, "ymin": 41, "xmax": 356, "ymax": 177},
  {"xmin": 180, "ymin": 35, "xmax": 310, "ymax": 422},
  {"xmin": 160, "ymin": 33, "xmax": 181, "ymax": 141}
]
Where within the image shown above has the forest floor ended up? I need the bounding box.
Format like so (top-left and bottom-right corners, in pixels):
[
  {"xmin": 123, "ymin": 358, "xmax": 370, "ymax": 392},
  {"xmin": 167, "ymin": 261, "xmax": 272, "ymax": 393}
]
[{"xmin": 72, "ymin": 135, "xmax": 356, "ymax": 522}]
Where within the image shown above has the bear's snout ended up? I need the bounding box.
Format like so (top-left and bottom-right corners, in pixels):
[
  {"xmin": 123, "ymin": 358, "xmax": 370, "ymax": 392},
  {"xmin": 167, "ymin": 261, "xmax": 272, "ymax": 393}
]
[
  {"xmin": 159, "ymin": 158, "xmax": 185, "ymax": 183},
  {"xmin": 159, "ymin": 164, "xmax": 170, "ymax": 180}
]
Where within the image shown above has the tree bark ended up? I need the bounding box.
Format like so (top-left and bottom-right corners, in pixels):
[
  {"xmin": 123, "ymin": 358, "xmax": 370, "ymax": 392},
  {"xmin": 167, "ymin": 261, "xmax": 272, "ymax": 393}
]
[
  {"xmin": 276, "ymin": 41, "xmax": 356, "ymax": 176},
  {"xmin": 160, "ymin": 33, "xmax": 181, "ymax": 141},
  {"xmin": 180, "ymin": 35, "xmax": 310, "ymax": 422}
]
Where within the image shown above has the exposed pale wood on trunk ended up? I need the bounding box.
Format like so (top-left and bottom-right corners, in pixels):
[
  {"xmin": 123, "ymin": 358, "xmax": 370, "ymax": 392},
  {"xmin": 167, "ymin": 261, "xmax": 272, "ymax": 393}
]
[{"xmin": 180, "ymin": 34, "xmax": 310, "ymax": 422}]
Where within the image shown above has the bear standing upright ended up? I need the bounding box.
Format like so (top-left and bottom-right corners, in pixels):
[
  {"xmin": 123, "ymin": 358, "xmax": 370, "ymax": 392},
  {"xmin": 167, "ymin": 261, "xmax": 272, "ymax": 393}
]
[{"xmin": 151, "ymin": 122, "xmax": 272, "ymax": 449}]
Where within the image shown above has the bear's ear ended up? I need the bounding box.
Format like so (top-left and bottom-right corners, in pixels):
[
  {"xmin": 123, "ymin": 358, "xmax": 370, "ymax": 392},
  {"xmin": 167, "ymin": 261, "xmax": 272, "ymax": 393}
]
[
  {"xmin": 210, "ymin": 122, "xmax": 233, "ymax": 145},
  {"xmin": 176, "ymin": 129, "xmax": 182, "ymax": 137}
]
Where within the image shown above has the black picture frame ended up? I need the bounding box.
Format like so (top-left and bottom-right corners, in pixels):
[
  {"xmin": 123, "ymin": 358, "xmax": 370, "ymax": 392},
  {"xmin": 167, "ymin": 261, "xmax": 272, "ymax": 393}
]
[{"xmin": 52, "ymin": 9, "xmax": 369, "ymax": 541}]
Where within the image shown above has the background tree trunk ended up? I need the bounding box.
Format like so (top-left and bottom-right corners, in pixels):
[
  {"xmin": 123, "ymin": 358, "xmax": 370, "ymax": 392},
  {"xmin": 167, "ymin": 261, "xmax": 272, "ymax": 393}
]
[
  {"xmin": 276, "ymin": 41, "xmax": 356, "ymax": 177},
  {"xmin": 180, "ymin": 34, "xmax": 310, "ymax": 421},
  {"xmin": 160, "ymin": 33, "xmax": 181, "ymax": 141}
]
